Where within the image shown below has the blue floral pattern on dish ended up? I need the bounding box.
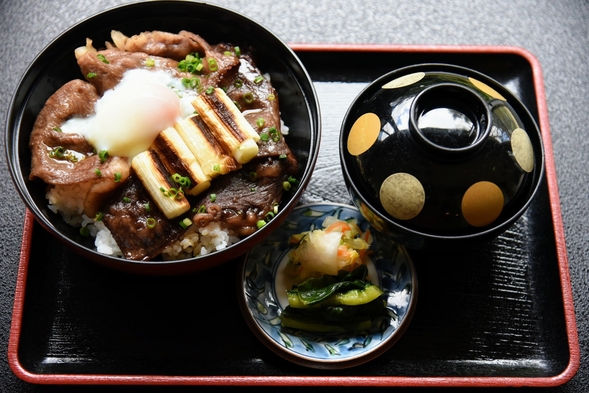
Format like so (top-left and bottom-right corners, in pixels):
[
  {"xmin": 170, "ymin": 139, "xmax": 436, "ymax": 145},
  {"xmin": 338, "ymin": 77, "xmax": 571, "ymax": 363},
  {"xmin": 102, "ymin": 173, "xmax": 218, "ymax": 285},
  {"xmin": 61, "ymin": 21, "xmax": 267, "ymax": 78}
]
[{"xmin": 240, "ymin": 203, "xmax": 416, "ymax": 367}]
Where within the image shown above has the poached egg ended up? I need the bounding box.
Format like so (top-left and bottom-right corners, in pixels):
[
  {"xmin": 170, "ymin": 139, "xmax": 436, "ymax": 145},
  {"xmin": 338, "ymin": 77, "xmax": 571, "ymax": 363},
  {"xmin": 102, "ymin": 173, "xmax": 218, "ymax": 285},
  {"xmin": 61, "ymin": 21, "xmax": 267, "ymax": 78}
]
[{"xmin": 61, "ymin": 69, "xmax": 199, "ymax": 158}]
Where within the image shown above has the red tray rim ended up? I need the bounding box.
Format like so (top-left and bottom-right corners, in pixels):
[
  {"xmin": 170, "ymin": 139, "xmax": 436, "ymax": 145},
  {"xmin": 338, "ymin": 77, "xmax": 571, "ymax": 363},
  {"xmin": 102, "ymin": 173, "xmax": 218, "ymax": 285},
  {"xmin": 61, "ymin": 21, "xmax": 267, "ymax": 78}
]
[{"xmin": 8, "ymin": 43, "xmax": 580, "ymax": 387}]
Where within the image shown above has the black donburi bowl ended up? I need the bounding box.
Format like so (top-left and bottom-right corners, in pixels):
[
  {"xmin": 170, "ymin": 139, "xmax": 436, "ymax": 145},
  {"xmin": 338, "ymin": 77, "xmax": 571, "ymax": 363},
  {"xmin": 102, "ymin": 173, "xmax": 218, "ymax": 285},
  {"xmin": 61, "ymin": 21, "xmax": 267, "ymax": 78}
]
[{"xmin": 5, "ymin": 1, "xmax": 320, "ymax": 275}]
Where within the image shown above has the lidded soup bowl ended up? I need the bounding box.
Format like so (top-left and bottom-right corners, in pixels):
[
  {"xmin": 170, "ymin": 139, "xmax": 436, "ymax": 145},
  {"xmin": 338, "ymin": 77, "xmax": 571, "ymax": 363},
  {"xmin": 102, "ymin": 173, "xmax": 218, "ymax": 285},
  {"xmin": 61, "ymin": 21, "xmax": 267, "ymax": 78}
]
[{"xmin": 340, "ymin": 64, "xmax": 544, "ymax": 249}]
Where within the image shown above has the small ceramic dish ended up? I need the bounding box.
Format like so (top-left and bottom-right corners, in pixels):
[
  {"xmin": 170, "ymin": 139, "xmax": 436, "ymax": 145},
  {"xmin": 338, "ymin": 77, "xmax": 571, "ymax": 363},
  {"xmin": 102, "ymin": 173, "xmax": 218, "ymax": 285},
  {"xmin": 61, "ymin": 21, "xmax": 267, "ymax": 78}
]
[{"xmin": 238, "ymin": 203, "xmax": 417, "ymax": 369}]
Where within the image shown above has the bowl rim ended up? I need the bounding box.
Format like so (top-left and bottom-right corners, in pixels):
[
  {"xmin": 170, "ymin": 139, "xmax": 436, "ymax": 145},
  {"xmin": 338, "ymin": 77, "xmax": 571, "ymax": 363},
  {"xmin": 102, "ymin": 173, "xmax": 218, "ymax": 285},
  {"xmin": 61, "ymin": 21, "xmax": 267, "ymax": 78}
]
[
  {"xmin": 5, "ymin": 0, "xmax": 321, "ymax": 273},
  {"xmin": 339, "ymin": 62, "xmax": 546, "ymax": 242}
]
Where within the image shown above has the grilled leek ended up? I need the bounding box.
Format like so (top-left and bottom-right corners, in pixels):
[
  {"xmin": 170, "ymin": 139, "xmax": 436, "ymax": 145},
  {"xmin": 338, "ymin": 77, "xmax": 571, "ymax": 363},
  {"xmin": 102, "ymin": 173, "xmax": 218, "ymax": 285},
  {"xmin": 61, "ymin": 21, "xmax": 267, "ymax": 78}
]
[
  {"xmin": 131, "ymin": 150, "xmax": 191, "ymax": 219},
  {"xmin": 151, "ymin": 126, "xmax": 211, "ymax": 196},
  {"xmin": 192, "ymin": 88, "xmax": 259, "ymax": 164},
  {"xmin": 174, "ymin": 114, "xmax": 241, "ymax": 178}
]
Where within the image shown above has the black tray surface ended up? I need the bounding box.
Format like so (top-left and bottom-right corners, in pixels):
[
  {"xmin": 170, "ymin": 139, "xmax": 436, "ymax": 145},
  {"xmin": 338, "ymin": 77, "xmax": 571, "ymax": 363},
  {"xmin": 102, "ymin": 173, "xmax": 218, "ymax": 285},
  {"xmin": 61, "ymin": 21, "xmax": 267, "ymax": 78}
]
[{"xmin": 13, "ymin": 49, "xmax": 571, "ymax": 381}]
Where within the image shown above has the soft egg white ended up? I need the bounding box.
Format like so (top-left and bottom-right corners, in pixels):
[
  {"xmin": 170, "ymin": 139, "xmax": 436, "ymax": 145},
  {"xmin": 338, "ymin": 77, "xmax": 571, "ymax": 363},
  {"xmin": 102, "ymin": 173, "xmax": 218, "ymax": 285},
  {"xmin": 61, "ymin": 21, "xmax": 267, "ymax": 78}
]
[{"xmin": 61, "ymin": 69, "xmax": 199, "ymax": 158}]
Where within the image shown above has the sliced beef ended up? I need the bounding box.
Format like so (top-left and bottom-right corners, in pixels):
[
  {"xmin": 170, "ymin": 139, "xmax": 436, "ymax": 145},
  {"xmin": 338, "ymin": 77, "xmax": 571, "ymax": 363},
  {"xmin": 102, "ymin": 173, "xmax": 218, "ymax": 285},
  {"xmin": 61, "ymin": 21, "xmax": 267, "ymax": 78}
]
[
  {"xmin": 77, "ymin": 49, "xmax": 188, "ymax": 95},
  {"xmin": 192, "ymin": 155, "xmax": 298, "ymax": 237},
  {"xmin": 101, "ymin": 175, "xmax": 188, "ymax": 260},
  {"xmin": 29, "ymin": 79, "xmax": 131, "ymax": 217},
  {"xmin": 119, "ymin": 30, "xmax": 204, "ymax": 61},
  {"xmin": 29, "ymin": 79, "xmax": 98, "ymax": 182},
  {"xmin": 221, "ymin": 54, "xmax": 290, "ymax": 158},
  {"xmin": 77, "ymin": 32, "xmax": 240, "ymax": 95}
]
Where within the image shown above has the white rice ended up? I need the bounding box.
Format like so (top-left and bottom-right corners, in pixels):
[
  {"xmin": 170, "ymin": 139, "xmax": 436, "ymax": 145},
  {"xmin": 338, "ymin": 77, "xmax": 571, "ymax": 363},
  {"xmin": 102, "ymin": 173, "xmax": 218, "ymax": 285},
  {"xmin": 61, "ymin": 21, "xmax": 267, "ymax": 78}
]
[
  {"xmin": 93, "ymin": 220, "xmax": 123, "ymax": 256},
  {"xmin": 46, "ymin": 185, "xmax": 237, "ymax": 260},
  {"xmin": 46, "ymin": 183, "xmax": 89, "ymax": 226},
  {"xmin": 161, "ymin": 221, "xmax": 240, "ymax": 260}
]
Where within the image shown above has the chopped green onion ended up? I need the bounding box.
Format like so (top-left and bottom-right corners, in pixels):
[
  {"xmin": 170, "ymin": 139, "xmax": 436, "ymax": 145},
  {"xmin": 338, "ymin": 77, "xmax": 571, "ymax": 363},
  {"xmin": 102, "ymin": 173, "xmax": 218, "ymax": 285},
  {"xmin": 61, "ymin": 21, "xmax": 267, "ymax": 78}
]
[
  {"xmin": 250, "ymin": 187, "xmax": 257, "ymax": 192},
  {"xmin": 213, "ymin": 163, "xmax": 221, "ymax": 172},
  {"xmin": 247, "ymin": 171, "xmax": 258, "ymax": 181},
  {"xmin": 198, "ymin": 205, "xmax": 206, "ymax": 213},
  {"xmin": 146, "ymin": 217, "xmax": 156, "ymax": 229},
  {"xmin": 210, "ymin": 193, "xmax": 217, "ymax": 202},
  {"xmin": 79, "ymin": 226, "xmax": 90, "ymax": 237},
  {"xmin": 267, "ymin": 94, "xmax": 275, "ymax": 101},
  {"xmin": 233, "ymin": 101, "xmax": 241, "ymax": 110},
  {"xmin": 182, "ymin": 77, "xmax": 201, "ymax": 89},
  {"xmin": 114, "ymin": 172, "xmax": 122, "ymax": 182},
  {"xmin": 257, "ymin": 220, "xmax": 267, "ymax": 229},
  {"xmin": 283, "ymin": 181, "xmax": 292, "ymax": 191},
  {"xmin": 123, "ymin": 197, "xmax": 131, "ymax": 203},
  {"xmin": 243, "ymin": 91, "xmax": 254, "ymax": 103},
  {"xmin": 179, "ymin": 52, "xmax": 205, "ymax": 74},
  {"xmin": 260, "ymin": 132, "xmax": 269, "ymax": 141},
  {"xmin": 224, "ymin": 51, "xmax": 233, "ymax": 56},
  {"xmin": 234, "ymin": 46, "xmax": 241, "ymax": 56},
  {"xmin": 234, "ymin": 79, "xmax": 243, "ymax": 88},
  {"xmin": 254, "ymin": 75, "xmax": 264, "ymax": 84},
  {"xmin": 171, "ymin": 173, "xmax": 191, "ymax": 189},
  {"xmin": 179, "ymin": 217, "xmax": 192, "ymax": 229},
  {"xmin": 273, "ymin": 203, "xmax": 279, "ymax": 214},
  {"xmin": 49, "ymin": 146, "xmax": 78, "ymax": 162},
  {"xmin": 161, "ymin": 187, "xmax": 182, "ymax": 199},
  {"xmin": 265, "ymin": 211, "xmax": 275, "ymax": 220},
  {"xmin": 49, "ymin": 146, "xmax": 65, "ymax": 159},
  {"xmin": 279, "ymin": 154, "xmax": 287, "ymax": 159},
  {"xmin": 207, "ymin": 57, "xmax": 218, "ymax": 71},
  {"xmin": 206, "ymin": 86, "xmax": 215, "ymax": 94},
  {"xmin": 144, "ymin": 202, "xmax": 150, "ymax": 212},
  {"xmin": 288, "ymin": 176, "xmax": 297, "ymax": 184},
  {"xmin": 94, "ymin": 212, "xmax": 103, "ymax": 222},
  {"xmin": 268, "ymin": 126, "xmax": 280, "ymax": 141},
  {"xmin": 145, "ymin": 58, "xmax": 155, "ymax": 67},
  {"xmin": 256, "ymin": 117, "xmax": 265, "ymax": 128},
  {"xmin": 97, "ymin": 54, "xmax": 109, "ymax": 64},
  {"xmin": 86, "ymin": 72, "xmax": 97, "ymax": 79},
  {"xmin": 52, "ymin": 126, "xmax": 62, "ymax": 132},
  {"xmin": 94, "ymin": 168, "xmax": 102, "ymax": 177},
  {"xmin": 98, "ymin": 150, "xmax": 109, "ymax": 163}
]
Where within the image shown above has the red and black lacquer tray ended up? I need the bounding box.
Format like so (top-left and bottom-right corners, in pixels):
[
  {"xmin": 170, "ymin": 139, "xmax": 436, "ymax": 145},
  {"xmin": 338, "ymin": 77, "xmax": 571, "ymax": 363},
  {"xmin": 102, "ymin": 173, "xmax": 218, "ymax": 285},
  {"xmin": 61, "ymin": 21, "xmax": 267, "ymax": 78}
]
[{"xmin": 8, "ymin": 45, "xmax": 579, "ymax": 387}]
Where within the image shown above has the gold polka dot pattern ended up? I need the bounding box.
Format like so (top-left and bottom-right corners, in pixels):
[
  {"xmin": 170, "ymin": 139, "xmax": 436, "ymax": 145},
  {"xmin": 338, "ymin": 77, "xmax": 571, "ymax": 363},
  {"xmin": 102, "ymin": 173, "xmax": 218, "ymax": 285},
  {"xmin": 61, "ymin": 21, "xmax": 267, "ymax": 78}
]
[
  {"xmin": 347, "ymin": 113, "xmax": 381, "ymax": 156},
  {"xmin": 379, "ymin": 173, "xmax": 425, "ymax": 220},
  {"xmin": 511, "ymin": 128, "xmax": 535, "ymax": 173},
  {"xmin": 468, "ymin": 77, "xmax": 507, "ymax": 101},
  {"xmin": 382, "ymin": 72, "xmax": 425, "ymax": 89},
  {"xmin": 461, "ymin": 181, "xmax": 505, "ymax": 227}
]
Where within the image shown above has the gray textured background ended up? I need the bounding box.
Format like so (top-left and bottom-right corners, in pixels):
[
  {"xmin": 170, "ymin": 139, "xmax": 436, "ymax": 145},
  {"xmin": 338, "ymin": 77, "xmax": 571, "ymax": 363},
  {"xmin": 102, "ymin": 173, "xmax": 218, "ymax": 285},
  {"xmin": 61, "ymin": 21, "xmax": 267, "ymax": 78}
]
[{"xmin": 1, "ymin": 0, "xmax": 588, "ymax": 392}]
